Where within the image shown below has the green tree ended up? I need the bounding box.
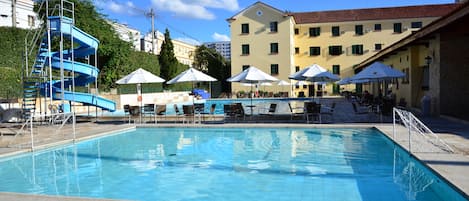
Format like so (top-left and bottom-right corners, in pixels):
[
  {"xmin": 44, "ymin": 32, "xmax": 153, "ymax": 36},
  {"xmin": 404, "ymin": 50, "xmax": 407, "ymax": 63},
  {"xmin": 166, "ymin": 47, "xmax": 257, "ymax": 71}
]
[
  {"xmin": 193, "ymin": 45, "xmax": 231, "ymax": 94},
  {"xmin": 0, "ymin": 27, "xmax": 29, "ymax": 99},
  {"xmin": 158, "ymin": 28, "xmax": 179, "ymax": 88}
]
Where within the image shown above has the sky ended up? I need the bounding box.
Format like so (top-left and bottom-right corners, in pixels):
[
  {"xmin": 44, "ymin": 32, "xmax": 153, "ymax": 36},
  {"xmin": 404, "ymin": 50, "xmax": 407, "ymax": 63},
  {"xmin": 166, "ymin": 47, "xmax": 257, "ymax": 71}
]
[{"xmin": 94, "ymin": 0, "xmax": 455, "ymax": 45}]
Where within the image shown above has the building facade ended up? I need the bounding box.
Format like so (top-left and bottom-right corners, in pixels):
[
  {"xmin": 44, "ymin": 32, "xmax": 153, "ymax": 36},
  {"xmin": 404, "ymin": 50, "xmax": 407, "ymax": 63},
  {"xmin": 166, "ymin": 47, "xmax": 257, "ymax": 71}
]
[
  {"xmin": 107, "ymin": 20, "xmax": 141, "ymax": 51},
  {"xmin": 204, "ymin": 41, "xmax": 231, "ymax": 61},
  {"xmin": 356, "ymin": 2, "xmax": 469, "ymax": 120},
  {"xmin": 228, "ymin": 2, "xmax": 458, "ymax": 97},
  {"xmin": 141, "ymin": 31, "xmax": 196, "ymax": 66},
  {"xmin": 0, "ymin": 0, "xmax": 40, "ymax": 29}
]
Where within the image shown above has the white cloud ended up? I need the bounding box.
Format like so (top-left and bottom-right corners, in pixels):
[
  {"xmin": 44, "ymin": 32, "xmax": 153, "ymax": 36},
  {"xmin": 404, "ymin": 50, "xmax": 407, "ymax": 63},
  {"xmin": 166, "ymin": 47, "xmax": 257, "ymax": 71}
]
[
  {"xmin": 212, "ymin": 32, "xmax": 230, "ymax": 41},
  {"xmin": 175, "ymin": 37, "xmax": 202, "ymax": 46},
  {"xmin": 98, "ymin": 0, "xmax": 141, "ymax": 16},
  {"xmin": 151, "ymin": 0, "xmax": 239, "ymax": 20}
]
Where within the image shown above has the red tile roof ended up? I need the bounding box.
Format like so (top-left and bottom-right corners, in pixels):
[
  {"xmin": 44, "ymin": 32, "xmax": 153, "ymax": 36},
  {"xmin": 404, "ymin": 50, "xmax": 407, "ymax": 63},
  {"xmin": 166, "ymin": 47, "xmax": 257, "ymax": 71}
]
[{"xmin": 291, "ymin": 4, "xmax": 459, "ymax": 24}]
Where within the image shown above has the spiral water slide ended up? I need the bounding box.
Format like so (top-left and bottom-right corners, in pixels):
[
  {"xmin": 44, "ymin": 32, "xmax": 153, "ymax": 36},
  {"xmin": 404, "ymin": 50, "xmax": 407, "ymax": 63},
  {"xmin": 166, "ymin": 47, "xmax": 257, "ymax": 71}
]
[{"xmin": 42, "ymin": 16, "xmax": 116, "ymax": 111}]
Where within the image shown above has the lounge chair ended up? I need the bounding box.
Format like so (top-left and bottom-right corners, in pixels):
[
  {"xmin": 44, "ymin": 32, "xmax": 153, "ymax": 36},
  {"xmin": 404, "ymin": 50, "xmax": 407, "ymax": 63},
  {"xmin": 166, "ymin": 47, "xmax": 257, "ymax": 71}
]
[
  {"xmin": 352, "ymin": 102, "xmax": 369, "ymax": 114},
  {"xmin": 123, "ymin": 104, "xmax": 131, "ymax": 123},
  {"xmin": 321, "ymin": 102, "xmax": 336, "ymax": 123},
  {"xmin": 143, "ymin": 104, "xmax": 155, "ymax": 123},
  {"xmin": 173, "ymin": 104, "xmax": 184, "ymax": 123},
  {"xmin": 182, "ymin": 105, "xmax": 197, "ymax": 124},
  {"xmin": 288, "ymin": 102, "xmax": 304, "ymax": 120},
  {"xmin": 305, "ymin": 102, "xmax": 321, "ymax": 123},
  {"xmin": 155, "ymin": 104, "xmax": 166, "ymax": 123},
  {"xmin": 259, "ymin": 103, "xmax": 277, "ymax": 115}
]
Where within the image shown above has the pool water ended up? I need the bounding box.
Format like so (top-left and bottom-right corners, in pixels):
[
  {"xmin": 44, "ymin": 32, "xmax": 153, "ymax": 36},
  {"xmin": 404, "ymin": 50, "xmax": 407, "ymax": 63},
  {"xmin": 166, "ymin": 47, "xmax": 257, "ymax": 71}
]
[{"xmin": 0, "ymin": 128, "xmax": 466, "ymax": 201}]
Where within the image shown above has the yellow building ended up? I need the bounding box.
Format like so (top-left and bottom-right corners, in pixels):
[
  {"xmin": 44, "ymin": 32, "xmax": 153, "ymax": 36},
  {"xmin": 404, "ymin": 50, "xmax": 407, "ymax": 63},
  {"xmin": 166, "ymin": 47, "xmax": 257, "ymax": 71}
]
[
  {"xmin": 356, "ymin": 2, "xmax": 469, "ymax": 120},
  {"xmin": 228, "ymin": 2, "xmax": 457, "ymax": 97}
]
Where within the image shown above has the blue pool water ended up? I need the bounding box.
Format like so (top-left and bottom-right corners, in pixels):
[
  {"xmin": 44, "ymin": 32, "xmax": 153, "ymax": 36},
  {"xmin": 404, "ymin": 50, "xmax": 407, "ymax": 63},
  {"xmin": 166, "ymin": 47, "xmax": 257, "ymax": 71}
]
[{"xmin": 0, "ymin": 128, "xmax": 466, "ymax": 201}]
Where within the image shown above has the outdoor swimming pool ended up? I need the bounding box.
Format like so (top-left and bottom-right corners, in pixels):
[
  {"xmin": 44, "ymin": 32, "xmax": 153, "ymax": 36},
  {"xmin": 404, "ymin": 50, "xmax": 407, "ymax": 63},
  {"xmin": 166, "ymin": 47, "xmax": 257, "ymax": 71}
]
[{"xmin": 0, "ymin": 127, "xmax": 466, "ymax": 201}]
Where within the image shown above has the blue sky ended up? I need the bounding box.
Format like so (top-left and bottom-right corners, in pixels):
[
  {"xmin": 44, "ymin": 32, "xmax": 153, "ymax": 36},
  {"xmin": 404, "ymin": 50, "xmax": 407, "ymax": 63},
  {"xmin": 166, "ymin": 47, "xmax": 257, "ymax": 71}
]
[{"xmin": 94, "ymin": 0, "xmax": 455, "ymax": 45}]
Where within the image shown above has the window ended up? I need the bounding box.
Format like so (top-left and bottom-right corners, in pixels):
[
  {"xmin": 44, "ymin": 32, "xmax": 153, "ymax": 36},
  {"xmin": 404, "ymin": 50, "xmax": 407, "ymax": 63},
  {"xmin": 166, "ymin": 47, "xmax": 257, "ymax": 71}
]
[
  {"xmin": 242, "ymin": 65, "xmax": 250, "ymax": 71},
  {"xmin": 309, "ymin": 27, "xmax": 320, "ymax": 37},
  {"xmin": 329, "ymin": 45, "xmax": 342, "ymax": 55},
  {"xmin": 295, "ymin": 47, "xmax": 300, "ymax": 54},
  {"xmin": 270, "ymin": 43, "xmax": 278, "ymax": 54},
  {"xmin": 332, "ymin": 26, "xmax": 340, "ymax": 36},
  {"xmin": 332, "ymin": 65, "xmax": 340, "ymax": 75},
  {"xmin": 271, "ymin": 64, "xmax": 279, "ymax": 75},
  {"xmin": 241, "ymin": 44, "xmax": 250, "ymax": 55},
  {"xmin": 352, "ymin": 44, "xmax": 364, "ymax": 55},
  {"xmin": 374, "ymin": 24, "xmax": 381, "ymax": 31},
  {"xmin": 402, "ymin": 68, "xmax": 409, "ymax": 84},
  {"xmin": 294, "ymin": 28, "xmax": 299, "ymax": 35},
  {"xmin": 270, "ymin": 21, "xmax": 278, "ymax": 32},
  {"xmin": 295, "ymin": 66, "xmax": 300, "ymax": 72},
  {"xmin": 241, "ymin": 23, "xmax": 249, "ymax": 34},
  {"xmin": 355, "ymin": 25, "xmax": 363, "ymax": 35},
  {"xmin": 309, "ymin": 46, "xmax": 320, "ymax": 56},
  {"xmin": 28, "ymin": 15, "xmax": 35, "ymax": 27},
  {"xmin": 411, "ymin": 21, "xmax": 422, "ymax": 28},
  {"xmin": 375, "ymin": 43, "xmax": 382, "ymax": 51},
  {"xmin": 393, "ymin": 23, "xmax": 402, "ymax": 33}
]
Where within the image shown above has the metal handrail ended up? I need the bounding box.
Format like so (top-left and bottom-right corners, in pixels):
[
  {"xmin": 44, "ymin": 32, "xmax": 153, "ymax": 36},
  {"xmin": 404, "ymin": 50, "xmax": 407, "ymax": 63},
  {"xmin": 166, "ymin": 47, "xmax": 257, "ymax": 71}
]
[
  {"xmin": 8, "ymin": 112, "xmax": 76, "ymax": 151},
  {"xmin": 393, "ymin": 107, "xmax": 454, "ymax": 153}
]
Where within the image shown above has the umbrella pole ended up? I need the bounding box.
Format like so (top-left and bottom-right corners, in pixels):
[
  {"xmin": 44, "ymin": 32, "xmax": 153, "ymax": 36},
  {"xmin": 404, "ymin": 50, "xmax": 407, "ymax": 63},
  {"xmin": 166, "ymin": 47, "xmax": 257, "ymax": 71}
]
[
  {"xmin": 250, "ymin": 84, "xmax": 254, "ymax": 115},
  {"xmin": 138, "ymin": 83, "xmax": 142, "ymax": 124}
]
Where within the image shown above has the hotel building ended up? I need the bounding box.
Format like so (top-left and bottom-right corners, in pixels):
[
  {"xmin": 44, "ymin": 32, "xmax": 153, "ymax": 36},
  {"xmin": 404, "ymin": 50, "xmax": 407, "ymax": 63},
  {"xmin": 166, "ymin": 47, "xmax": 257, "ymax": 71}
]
[{"xmin": 228, "ymin": 2, "xmax": 458, "ymax": 97}]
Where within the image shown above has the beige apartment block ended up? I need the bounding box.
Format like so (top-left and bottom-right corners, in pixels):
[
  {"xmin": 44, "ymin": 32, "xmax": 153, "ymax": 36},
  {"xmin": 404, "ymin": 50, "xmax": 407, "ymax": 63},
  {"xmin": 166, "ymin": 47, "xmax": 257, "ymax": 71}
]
[
  {"xmin": 141, "ymin": 31, "xmax": 196, "ymax": 66},
  {"xmin": 228, "ymin": 2, "xmax": 458, "ymax": 97}
]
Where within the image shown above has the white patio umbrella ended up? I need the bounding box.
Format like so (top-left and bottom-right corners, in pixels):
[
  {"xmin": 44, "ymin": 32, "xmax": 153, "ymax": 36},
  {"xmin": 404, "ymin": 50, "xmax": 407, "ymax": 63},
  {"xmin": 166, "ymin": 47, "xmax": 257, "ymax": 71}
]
[
  {"xmin": 349, "ymin": 62, "xmax": 405, "ymax": 96},
  {"xmin": 289, "ymin": 64, "xmax": 340, "ymax": 82},
  {"xmin": 289, "ymin": 64, "xmax": 340, "ymax": 98},
  {"xmin": 350, "ymin": 62, "xmax": 405, "ymax": 82},
  {"xmin": 167, "ymin": 67, "xmax": 217, "ymax": 121},
  {"xmin": 227, "ymin": 66, "xmax": 279, "ymax": 114},
  {"xmin": 116, "ymin": 68, "xmax": 165, "ymax": 122},
  {"xmin": 167, "ymin": 67, "xmax": 217, "ymax": 97},
  {"xmin": 277, "ymin": 80, "xmax": 291, "ymax": 97},
  {"xmin": 336, "ymin": 77, "xmax": 370, "ymax": 85}
]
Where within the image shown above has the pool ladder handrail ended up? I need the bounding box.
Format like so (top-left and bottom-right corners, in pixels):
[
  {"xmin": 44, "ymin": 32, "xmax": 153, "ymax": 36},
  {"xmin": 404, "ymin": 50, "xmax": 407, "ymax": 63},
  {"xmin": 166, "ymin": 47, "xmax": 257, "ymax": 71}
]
[{"xmin": 392, "ymin": 107, "xmax": 454, "ymax": 153}]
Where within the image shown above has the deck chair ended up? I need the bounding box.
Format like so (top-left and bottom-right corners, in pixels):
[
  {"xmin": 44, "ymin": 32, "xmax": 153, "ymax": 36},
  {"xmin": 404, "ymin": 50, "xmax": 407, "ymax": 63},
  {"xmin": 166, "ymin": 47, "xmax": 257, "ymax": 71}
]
[
  {"xmin": 259, "ymin": 103, "xmax": 277, "ymax": 115},
  {"xmin": 155, "ymin": 104, "xmax": 167, "ymax": 123},
  {"xmin": 233, "ymin": 103, "xmax": 246, "ymax": 121},
  {"xmin": 129, "ymin": 106, "xmax": 141, "ymax": 124},
  {"xmin": 305, "ymin": 102, "xmax": 321, "ymax": 123},
  {"xmin": 143, "ymin": 104, "xmax": 155, "ymax": 123},
  {"xmin": 321, "ymin": 102, "xmax": 336, "ymax": 123},
  {"xmin": 173, "ymin": 104, "xmax": 184, "ymax": 123},
  {"xmin": 223, "ymin": 104, "xmax": 236, "ymax": 122},
  {"xmin": 123, "ymin": 104, "xmax": 131, "ymax": 123},
  {"xmin": 352, "ymin": 102, "xmax": 369, "ymax": 114},
  {"xmin": 288, "ymin": 102, "xmax": 304, "ymax": 120},
  {"xmin": 182, "ymin": 105, "xmax": 196, "ymax": 124},
  {"xmin": 199, "ymin": 103, "xmax": 216, "ymax": 121}
]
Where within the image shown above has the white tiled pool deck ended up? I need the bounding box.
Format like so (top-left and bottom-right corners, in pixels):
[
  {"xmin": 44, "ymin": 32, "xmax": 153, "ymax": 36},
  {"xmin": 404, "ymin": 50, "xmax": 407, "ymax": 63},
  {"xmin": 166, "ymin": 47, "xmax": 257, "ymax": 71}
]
[{"xmin": 0, "ymin": 99, "xmax": 468, "ymax": 200}]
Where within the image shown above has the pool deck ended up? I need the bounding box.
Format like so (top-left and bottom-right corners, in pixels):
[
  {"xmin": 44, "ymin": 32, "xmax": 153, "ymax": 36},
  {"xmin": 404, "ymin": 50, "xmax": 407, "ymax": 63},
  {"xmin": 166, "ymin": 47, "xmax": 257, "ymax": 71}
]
[{"xmin": 0, "ymin": 97, "xmax": 468, "ymax": 201}]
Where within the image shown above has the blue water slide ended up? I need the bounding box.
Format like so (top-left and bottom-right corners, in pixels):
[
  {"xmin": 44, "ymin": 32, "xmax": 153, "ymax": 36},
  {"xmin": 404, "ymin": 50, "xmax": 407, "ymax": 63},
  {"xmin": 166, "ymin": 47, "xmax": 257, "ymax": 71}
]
[{"xmin": 44, "ymin": 16, "xmax": 116, "ymax": 111}]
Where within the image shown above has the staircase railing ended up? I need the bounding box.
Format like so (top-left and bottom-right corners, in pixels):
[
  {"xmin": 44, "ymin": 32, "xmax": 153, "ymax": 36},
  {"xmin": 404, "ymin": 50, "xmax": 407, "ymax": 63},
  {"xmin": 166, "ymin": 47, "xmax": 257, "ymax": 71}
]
[{"xmin": 392, "ymin": 107, "xmax": 454, "ymax": 153}]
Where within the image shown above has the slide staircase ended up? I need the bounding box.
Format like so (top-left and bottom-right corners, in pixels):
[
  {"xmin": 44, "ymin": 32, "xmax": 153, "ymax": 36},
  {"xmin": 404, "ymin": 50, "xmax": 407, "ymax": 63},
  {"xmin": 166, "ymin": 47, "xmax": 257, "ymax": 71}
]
[{"xmin": 22, "ymin": 14, "xmax": 116, "ymax": 119}]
